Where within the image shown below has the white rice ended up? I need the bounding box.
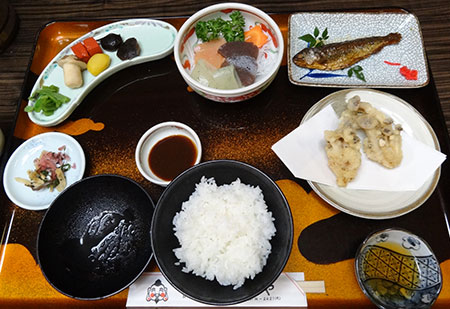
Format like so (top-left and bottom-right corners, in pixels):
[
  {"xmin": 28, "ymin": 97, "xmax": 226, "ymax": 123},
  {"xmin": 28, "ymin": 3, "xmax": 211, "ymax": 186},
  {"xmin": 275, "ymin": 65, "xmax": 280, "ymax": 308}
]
[{"xmin": 172, "ymin": 176, "xmax": 276, "ymax": 289}]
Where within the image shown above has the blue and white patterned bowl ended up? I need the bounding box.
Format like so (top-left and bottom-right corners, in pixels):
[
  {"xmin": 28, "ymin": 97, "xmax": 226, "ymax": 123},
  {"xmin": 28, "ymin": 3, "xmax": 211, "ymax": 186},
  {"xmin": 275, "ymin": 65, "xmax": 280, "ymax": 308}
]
[{"xmin": 355, "ymin": 228, "xmax": 442, "ymax": 309}]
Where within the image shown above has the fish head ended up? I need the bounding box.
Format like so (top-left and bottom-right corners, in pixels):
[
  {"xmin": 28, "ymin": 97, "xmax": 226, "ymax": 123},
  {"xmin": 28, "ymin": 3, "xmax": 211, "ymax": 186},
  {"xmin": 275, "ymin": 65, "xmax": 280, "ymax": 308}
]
[{"xmin": 293, "ymin": 47, "xmax": 322, "ymax": 67}]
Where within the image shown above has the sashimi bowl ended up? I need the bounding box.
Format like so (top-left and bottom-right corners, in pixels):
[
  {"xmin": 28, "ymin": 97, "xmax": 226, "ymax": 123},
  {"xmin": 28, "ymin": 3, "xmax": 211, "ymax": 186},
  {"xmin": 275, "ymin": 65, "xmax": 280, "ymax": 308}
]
[
  {"xmin": 151, "ymin": 160, "xmax": 293, "ymax": 305},
  {"xmin": 174, "ymin": 2, "xmax": 284, "ymax": 103}
]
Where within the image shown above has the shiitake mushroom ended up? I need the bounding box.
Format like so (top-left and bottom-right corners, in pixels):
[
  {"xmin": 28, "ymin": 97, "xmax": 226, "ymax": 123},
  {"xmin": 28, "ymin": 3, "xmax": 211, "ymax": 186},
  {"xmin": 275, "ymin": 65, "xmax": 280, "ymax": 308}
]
[
  {"xmin": 117, "ymin": 38, "xmax": 141, "ymax": 60},
  {"xmin": 99, "ymin": 33, "xmax": 123, "ymax": 52}
]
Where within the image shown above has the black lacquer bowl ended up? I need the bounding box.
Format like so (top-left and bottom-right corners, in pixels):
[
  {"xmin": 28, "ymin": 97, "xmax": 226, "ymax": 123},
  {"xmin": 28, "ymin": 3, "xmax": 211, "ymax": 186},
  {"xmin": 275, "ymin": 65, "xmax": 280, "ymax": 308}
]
[
  {"xmin": 151, "ymin": 160, "xmax": 293, "ymax": 305},
  {"xmin": 37, "ymin": 175, "xmax": 155, "ymax": 300}
]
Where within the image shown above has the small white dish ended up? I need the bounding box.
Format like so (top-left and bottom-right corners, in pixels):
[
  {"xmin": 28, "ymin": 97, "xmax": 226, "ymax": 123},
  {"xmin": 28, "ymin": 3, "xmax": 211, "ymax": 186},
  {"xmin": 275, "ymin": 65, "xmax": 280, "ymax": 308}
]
[
  {"xmin": 302, "ymin": 89, "xmax": 441, "ymax": 219},
  {"xmin": 135, "ymin": 122, "xmax": 202, "ymax": 187},
  {"xmin": 288, "ymin": 10, "xmax": 429, "ymax": 88},
  {"xmin": 3, "ymin": 132, "xmax": 86, "ymax": 210},
  {"xmin": 27, "ymin": 19, "xmax": 177, "ymax": 127}
]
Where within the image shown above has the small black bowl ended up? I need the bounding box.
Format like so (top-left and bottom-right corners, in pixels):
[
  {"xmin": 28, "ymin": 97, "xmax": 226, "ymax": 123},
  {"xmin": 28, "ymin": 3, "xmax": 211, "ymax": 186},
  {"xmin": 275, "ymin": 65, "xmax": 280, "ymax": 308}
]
[
  {"xmin": 151, "ymin": 160, "xmax": 293, "ymax": 305},
  {"xmin": 37, "ymin": 174, "xmax": 155, "ymax": 300}
]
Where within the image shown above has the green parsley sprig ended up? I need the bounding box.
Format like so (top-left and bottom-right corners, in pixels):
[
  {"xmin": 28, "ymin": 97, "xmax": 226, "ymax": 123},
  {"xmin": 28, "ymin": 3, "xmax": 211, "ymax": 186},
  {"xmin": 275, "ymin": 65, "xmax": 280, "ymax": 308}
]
[{"xmin": 195, "ymin": 11, "xmax": 245, "ymax": 42}]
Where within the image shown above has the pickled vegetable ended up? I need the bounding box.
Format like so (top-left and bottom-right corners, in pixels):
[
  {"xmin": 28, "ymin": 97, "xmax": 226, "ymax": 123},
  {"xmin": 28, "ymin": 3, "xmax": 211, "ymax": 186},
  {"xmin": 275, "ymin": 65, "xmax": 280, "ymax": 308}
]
[
  {"xmin": 99, "ymin": 33, "xmax": 123, "ymax": 52},
  {"xmin": 87, "ymin": 53, "xmax": 111, "ymax": 76},
  {"xmin": 15, "ymin": 148, "xmax": 71, "ymax": 192},
  {"xmin": 83, "ymin": 37, "xmax": 102, "ymax": 56},
  {"xmin": 71, "ymin": 42, "xmax": 90, "ymax": 63},
  {"xmin": 25, "ymin": 85, "xmax": 70, "ymax": 115},
  {"xmin": 244, "ymin": 25, "xmax": 269, "ymax": 48}
]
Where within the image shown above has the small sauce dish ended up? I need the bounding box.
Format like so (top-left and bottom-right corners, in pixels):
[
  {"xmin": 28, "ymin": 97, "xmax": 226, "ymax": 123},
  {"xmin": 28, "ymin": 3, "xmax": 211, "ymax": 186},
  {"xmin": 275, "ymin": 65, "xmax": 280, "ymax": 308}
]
[
  {"xmin": 135, "ymin": 121, "xmax": 202, "ymax": 186},
  {"xmin": 355, "ymin": 228, "xmax": 442, "ymax": 309}
]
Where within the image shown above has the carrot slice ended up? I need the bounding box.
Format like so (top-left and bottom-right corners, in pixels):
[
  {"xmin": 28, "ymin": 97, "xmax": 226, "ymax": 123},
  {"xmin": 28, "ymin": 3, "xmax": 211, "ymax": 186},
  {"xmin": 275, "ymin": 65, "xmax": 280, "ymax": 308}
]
[
  {"xmin": 244, "ymin": 25, "xmax": 269, "ymax": 48},
  {"xmin": 83, "ymin": 37, "xmax": 103, "ymax": 57},
  {"xmin": 71, "ymin": 42, "xmax": 90, "ymax": 62}
]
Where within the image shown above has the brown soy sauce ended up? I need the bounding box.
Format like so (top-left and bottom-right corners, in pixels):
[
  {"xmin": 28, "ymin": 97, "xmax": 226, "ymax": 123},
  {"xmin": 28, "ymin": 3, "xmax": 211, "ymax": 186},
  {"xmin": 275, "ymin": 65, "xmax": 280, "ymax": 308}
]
[{"xmin": 149, "ymin": 135, "xmax": 197, "ymax": 181}]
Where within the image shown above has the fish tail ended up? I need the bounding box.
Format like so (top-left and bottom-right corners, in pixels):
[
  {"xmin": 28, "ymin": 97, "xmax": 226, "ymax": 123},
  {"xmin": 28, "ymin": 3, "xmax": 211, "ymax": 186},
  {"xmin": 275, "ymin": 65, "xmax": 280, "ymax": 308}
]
[{"xmin": 386, "ymin": 33, "xmax": 402, "ymax": 44}]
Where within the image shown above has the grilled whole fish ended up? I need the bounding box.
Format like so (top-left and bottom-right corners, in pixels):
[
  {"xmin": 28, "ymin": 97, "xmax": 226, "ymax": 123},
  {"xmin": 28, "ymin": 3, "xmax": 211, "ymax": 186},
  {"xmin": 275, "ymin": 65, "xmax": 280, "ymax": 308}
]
[{"xmin": 293, "ymin": 33, "xmax": 402, "ymax": 71}]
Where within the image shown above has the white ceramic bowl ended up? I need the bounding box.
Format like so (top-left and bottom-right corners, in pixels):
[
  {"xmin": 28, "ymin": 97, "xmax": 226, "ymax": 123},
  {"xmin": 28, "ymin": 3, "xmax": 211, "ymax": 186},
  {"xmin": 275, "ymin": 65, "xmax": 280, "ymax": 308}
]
[
  {"xmin": 135, "ymin": 121, "xmax": 202, "ymax": 186},
  {"xmin": 174, "ymin": 2, "xmax": 284, "ymax": 103}
]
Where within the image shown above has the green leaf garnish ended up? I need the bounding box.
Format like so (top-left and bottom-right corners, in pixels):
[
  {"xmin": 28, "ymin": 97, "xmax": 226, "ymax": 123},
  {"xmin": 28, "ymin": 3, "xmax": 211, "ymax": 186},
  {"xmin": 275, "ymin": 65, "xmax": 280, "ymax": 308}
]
[
  {"xmin": 299, "ymin": 27, "xmax": 329, "ymax": 48},
  {"xmin": 348, "ymin": 66, "xmax": 366, "ymax": 82},
  {"xmin": 299, "ymin": 34, "xmax": 316, "ymax": 47},
  {"xmin": 322, "ymin": 28, "xmax": 328, "ymax": 40},
  {"xmin": 195, "ymin": 11, "xmax": 245, "ymax": 42},
  {"xmin": 314, "ymin": 27, "xmax": 320, "ymax": 37}
]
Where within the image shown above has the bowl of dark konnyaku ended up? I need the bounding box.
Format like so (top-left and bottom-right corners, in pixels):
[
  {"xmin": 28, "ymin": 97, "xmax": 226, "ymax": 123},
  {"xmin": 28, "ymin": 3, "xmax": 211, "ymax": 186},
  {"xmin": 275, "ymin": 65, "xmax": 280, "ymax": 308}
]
[{"xmin": 151, "ymin": 160, "xmax": 293, "ymax": 305}]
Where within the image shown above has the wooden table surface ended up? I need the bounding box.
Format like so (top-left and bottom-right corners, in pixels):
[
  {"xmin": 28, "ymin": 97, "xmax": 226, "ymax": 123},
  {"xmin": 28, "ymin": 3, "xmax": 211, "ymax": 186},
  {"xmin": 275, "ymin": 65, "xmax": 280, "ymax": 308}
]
[{"xmin": 1, "ymin": 0, "xmax": 450, "ymax": 139}]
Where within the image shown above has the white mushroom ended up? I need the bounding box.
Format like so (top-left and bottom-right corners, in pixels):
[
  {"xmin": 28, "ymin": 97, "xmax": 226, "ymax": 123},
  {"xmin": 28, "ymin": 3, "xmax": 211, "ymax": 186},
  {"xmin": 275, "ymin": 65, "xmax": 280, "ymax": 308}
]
[
  {"xmin": 347, "ymin": 95, "xmax": 361, "ymax": 111},
  {"xmin": 356, "ymin": 114, "xmax": 378, "ymax": 130},
  {"xmin": 57, "ymin": 55, "xmax": 87, "ymax": 89}
]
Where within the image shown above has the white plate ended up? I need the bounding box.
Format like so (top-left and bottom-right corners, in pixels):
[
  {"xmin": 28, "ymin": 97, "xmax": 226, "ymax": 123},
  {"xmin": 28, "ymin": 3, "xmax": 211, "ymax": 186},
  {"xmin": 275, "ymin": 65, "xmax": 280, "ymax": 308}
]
[
  {"xmin": 3, "ymin": 132, "xmax": 86, "ymax": 210},
  {"xmin": 302, "ymin": 89, "xmax": 441, "ymax": 219},
  {"xmin": 288, "ymin": 10, "xmax": 429, "ymax": 88},
  {"xmin": 27, "ymin": 19, "xmax": 177, "ymax": 127}
]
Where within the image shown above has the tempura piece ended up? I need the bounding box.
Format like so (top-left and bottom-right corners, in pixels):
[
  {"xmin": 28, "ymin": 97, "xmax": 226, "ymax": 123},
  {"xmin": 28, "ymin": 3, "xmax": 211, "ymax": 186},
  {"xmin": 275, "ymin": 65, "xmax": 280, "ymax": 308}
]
[
  {"xmin": 324, "ymin": 95, "xmax": 403, "ymax": 187},
  {"xmin": 325, "ymin": 126, "xmax": 361, "ymax": 187},
  {"xmin": 349, "ymin": 96, "xmax": 403, "ymax": 168}
]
